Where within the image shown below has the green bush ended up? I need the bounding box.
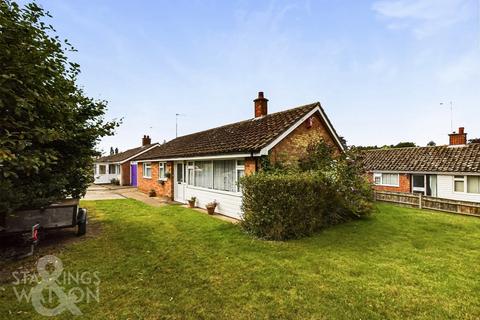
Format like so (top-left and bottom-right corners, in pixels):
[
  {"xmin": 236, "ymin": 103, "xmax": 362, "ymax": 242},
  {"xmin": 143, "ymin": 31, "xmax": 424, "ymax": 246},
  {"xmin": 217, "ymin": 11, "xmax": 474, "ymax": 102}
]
[{"xmin": 240, "ymin": 141, "xmax": 374, "ymax": 240}]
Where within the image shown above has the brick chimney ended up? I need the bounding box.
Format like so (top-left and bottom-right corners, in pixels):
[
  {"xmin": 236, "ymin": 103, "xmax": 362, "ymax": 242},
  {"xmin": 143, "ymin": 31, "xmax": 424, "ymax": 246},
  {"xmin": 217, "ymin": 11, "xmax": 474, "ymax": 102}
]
[
  {"xmin": 142, "ymin": 135, "xmax": 151, "ymax": 146},
  {"xmin": 449, "ymin": 127, "xmax": 467, "ymax": 145},
  {"xmin": 254, "ymin": 91, "xmax": 268, "ymax": 118}
]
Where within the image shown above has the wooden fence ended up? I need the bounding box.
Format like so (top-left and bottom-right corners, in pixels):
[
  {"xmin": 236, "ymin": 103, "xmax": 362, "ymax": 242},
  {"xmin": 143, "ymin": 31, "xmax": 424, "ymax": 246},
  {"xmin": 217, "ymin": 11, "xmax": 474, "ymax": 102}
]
[{"xmin": 374, "ymin": 190, "xmax": 480, "ymax": 217}]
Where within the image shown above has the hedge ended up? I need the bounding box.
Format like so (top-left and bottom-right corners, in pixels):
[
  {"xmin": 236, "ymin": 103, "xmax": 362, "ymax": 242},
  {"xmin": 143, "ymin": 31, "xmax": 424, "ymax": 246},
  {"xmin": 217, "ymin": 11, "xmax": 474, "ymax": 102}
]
[{"xmin": 240, "ymin": 171, "xmax": 371, "ymax": 240}]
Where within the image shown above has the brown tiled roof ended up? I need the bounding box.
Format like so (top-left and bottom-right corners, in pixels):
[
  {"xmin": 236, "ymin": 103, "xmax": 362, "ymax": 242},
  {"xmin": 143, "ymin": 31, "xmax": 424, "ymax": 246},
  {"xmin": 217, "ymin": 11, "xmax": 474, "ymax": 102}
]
[
  {"xmin": 135, "ymin": 102, "xmax": 340, "ymax": 160},
  {"xmin": 95, "ymin": 144, "xmax": 158, "ymax": 163},
  {"xmin": 363, "ymin": 144, "xmax": 480, "ymax": 173}
]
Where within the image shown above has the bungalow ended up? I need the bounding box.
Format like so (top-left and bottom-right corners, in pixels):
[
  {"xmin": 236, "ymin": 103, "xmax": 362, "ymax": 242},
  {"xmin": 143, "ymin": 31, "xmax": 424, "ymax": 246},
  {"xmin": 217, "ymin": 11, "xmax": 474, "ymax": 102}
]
[
  {"xmin": 93, "ymin": 136, "xmax": 159, "ymax": 186},
  {"xmin": 363, "ymin": 127, "xmax": 480, "ymax": 203},
  {"xmin": 132, "ymin": 92, "xmax": 344, "ymax": 219}
]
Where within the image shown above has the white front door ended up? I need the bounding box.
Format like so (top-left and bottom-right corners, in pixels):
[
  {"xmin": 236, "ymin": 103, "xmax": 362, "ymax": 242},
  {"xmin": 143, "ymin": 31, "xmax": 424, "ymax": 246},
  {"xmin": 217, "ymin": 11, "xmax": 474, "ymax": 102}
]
[{"xmin": 174, "ymin": 162, "xmax": 186, "ymax": 202}]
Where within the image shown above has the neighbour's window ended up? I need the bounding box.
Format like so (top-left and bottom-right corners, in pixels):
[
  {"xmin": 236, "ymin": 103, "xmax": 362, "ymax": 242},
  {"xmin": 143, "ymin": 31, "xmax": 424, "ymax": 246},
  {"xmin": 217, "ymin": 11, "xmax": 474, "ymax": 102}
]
[
  {"xmin": 159, "ymin": 162, "xmax": 167, "ymax": 180},
  {"xmin": 109, "ymin": 164, "xmax": 120, "ymax": 174},
  {"xmin": 454, "ymin": 175, "xmax": 465, "ymax": 192},
  {"xmin": 374, "ymin": 173, "xmax": 399, "ymax": 186},
  {"xmin": 99, "ymin": 165, "xmax": 106, "ymax": 175},
  {"xmin": 94, "ymin": 165, "xmax": 97, "ymax": 175},
  {"xmin": 143, "ymin": 162, "xmax": 152, "ymax": 178},
  {"xmin": 467, "ymin": 176, "xmax": 480, "ymax": 194}
]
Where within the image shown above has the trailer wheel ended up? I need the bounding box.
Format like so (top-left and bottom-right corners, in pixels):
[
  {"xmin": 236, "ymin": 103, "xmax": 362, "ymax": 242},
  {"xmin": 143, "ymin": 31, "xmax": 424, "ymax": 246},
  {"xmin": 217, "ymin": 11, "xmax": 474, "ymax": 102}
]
[{"xmin": 77, "ymin": 209, "xmax": 87, "ymax": 236}]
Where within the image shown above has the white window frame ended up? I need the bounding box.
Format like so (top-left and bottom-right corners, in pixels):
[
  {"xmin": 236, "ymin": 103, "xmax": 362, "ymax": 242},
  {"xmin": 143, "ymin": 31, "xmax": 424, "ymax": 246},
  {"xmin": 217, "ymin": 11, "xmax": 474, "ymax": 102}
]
[
  {"xmin": 143, "ymin": 162, "xmax": 152, "ymax": 178},
  {"xmin": 467, "ymin": 176, "xmax": 480, "ymax": 194},
  {"xmin": 185, "ymin": 159, "xmax": 245, "ymax": 194},
  {"xmin": 158, "ymin": 162, "xmax": 167, "ymax": 181},
  {"xmin": 453, "ymin": 175, "xmax": 465, "ymax": 193},
  {"xmin": 373, "ymin": 173, "xmax": 400, "ymax": 187},
  {"xmin": 236, "ymin": 160, "xmax": 245, "ymax": 192}
]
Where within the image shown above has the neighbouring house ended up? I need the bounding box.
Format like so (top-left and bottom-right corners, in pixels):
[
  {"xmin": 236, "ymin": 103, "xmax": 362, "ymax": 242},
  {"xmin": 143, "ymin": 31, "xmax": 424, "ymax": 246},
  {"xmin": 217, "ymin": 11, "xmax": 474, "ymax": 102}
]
[
  {"xmin": 363, "ymin": 127, "xmax": 480, "ymax": 203},
  {"xmin": 93, "ymin": 135, "xmax": 159, "ymax": 186},
  {"xmin": 132, "ymin": 92, "xmax": 344, "ymax": 219}
]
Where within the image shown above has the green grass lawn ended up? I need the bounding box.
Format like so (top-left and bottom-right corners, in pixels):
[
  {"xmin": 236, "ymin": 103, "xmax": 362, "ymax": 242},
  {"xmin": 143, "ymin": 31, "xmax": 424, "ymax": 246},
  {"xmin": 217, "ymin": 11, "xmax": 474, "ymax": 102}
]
[{"xmin": 1, "ymin": 200, "xmax": 480, "ymax": 319}]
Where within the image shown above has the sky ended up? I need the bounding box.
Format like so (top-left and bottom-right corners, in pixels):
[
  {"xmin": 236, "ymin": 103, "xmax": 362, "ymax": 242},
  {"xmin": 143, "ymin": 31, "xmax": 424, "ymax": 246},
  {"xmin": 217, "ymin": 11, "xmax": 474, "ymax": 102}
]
[{"xmin": 29, "ymin": 0, "xmax": 480, "ymax": 153}]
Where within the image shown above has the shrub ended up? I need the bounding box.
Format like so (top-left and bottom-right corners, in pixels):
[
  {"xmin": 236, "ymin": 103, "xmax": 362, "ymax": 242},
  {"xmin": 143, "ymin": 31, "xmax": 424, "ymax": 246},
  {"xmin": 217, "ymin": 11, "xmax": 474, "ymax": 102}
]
[
  {"xmin": 110, "ymin": 178, "xmax": 120, "ymax": 185},
  {"xmin": 240, "ymin": 141, "xmax": 374, "ymax": 240}
]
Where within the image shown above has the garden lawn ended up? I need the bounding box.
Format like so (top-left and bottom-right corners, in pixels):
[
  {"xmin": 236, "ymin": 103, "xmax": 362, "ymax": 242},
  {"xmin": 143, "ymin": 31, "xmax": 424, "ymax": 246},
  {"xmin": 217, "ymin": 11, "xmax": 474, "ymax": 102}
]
[{"xmin": 1, "ymin": 200, "xmax": 480, "ymax": 319}]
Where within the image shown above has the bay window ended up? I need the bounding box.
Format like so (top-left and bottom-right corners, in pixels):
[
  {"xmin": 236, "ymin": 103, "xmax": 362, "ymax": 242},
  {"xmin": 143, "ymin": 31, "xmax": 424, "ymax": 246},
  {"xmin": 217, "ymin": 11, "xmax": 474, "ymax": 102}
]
[
  {"xmin": 186, "ymin": 159, "xmax": 245, "ymax": 193},
  {"xmin": 143, "ymin": 162, "xmax": 152, "ymax": 178}
]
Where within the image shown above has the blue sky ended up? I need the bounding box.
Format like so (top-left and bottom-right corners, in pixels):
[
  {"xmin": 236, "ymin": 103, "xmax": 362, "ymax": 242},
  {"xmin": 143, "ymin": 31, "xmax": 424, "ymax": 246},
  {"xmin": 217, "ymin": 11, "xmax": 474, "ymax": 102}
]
[{"xmin": 32, "ymin": 0, "xmax": 480, "ymax": 152}]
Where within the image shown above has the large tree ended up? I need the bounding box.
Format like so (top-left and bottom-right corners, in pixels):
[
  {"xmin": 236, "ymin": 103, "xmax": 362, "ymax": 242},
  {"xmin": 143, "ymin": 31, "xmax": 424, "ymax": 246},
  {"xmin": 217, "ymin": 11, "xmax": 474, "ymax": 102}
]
[{"xmin": 0, "ymin": 1, "xmax": 118, "ymax": 213}]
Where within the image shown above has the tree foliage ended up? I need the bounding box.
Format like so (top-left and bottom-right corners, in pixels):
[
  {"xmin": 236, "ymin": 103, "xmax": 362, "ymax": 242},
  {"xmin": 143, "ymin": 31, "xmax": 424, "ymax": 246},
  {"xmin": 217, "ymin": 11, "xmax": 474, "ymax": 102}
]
[{"xmin": 0, "ymin": 1, "xmax": 119, "ymax": 212}]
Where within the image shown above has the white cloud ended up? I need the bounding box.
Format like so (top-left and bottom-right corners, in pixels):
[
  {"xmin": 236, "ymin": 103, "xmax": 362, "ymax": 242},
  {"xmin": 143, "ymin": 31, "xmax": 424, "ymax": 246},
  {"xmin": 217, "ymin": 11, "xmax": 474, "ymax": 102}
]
[{"xmin": 372, "ymin": 0, "xmax": 475, "ymax": 38}]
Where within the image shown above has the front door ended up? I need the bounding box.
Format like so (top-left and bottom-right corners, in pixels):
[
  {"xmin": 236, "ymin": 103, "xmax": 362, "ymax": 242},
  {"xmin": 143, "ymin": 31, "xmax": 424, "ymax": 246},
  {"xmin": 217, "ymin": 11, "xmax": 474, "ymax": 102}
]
[
  {"xmin": 131, "ymin": 164, "xmax": 138, "ymax": 186},
  {"xmin": 174, "ymin": 162, "xmax": 186, "ymax": 202}
]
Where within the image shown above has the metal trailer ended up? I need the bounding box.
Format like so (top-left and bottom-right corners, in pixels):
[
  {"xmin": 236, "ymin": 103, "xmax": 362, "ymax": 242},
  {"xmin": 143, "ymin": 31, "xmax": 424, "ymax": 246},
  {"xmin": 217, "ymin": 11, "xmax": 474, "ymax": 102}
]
[{"xmin": 0, "ymin": 199, "xmax": 87, "ymax": 257}]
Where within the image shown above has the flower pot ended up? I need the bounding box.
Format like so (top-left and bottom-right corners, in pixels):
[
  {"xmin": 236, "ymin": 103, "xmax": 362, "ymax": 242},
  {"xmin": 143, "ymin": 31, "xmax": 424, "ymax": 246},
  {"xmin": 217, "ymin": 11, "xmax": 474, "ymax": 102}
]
[
  {"xmin": 188, "ymin": 200, "xmax": 195, "ymax": 208},
  {"xmin": 206, "ymin": 206, "xmax": 215, "ymax": 215}
]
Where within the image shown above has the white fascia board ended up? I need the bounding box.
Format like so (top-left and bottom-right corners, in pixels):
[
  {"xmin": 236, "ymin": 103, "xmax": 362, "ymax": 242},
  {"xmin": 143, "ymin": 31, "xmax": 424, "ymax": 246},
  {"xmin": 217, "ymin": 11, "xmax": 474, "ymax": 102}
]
[
  {"xmin": 137, "ymin": 153, "xmax": 252, "ymax": 163},
  {"xmin": 118, "ymin": 144, "xmax": 160, "ymax": 164},
  {"xmin": 258, "ymin": 105, "xmax": 345, "ymax": 156}
]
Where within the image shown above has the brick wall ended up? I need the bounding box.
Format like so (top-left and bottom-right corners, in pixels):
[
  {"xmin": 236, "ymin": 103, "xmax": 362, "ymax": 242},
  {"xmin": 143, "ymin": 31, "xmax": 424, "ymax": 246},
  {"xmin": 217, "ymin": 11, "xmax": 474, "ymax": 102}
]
[
  {"xmin": 244, "ymin": 157, "xmax": 257, "ymax": 175},
  {"xmin": 120, "ymin": 162, "xmax": 131, "ymax": 186},
  {"xmin": 137, "ymin": 161, "xmax": 174, "ymax": 199},
  {"xmin": 368, "ymin": 173, "xmax": 411, "ymax": 193},
  {"xmin": 269, "ymin": 112, "xmax": 341, "ymax": 166}
]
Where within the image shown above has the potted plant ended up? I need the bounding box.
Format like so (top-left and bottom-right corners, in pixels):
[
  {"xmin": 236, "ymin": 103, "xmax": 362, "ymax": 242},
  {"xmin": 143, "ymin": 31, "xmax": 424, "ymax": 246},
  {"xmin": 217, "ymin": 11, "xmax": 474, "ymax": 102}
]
[
  {"xmin": 148, "ymin": 189, "xmax": 156, "ymax": 197},
  {"xmin": 188, "ymin": 197, "xmax": 196, "ymax": 208},
  {"xmin": 205, "ymin": 200, "xmax": 217, "ymax": 215}
]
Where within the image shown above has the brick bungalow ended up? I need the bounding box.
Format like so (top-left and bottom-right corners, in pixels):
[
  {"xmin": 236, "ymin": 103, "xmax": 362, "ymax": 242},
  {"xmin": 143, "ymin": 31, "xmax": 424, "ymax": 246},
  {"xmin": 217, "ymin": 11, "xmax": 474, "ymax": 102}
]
[
  {"xmin": 363, "ymin": 127, "xmax": 480, "ymax": 203},
  {"xmin": 93, "ymin": 136, "xmax": 158, "ymax": 186},
  {"xmin": 132, "ymin": 92, "xmax": 344, "ymax": 219}
]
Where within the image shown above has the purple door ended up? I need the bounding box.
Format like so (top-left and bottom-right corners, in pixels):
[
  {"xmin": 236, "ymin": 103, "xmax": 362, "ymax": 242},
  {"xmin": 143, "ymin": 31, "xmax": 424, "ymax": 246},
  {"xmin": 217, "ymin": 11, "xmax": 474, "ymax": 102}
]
[{"xmin": 131, "ymin": 164, "xmax": 138, "ymax": 186}]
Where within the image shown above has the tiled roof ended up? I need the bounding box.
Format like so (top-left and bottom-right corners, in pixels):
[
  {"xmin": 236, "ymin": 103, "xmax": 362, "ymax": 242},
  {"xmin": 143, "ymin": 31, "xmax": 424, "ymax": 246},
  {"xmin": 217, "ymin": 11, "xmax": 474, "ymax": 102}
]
[
  {"xmin": 363, "ymin": 144, "xmax": 480, "ymax": 173},
  {"xmin": 95, "ymin": 144, "xmax": 157, "ymax": 163},
  {"xmin": 135, "ymin": 102, "xmax": 339, "ymax": 160}
]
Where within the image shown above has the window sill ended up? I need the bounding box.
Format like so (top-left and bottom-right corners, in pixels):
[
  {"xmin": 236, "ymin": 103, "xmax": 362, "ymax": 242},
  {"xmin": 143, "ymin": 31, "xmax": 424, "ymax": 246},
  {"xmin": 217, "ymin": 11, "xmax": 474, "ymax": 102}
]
[
  {"xmin": 143, "ymin": 176, "xmax": 152, "ymax": 179},
  {"xmin": 375, "ymin": 184, "xmax": 400, "ymax": 187},
  {"xmin": 158, "ymin": 178, "xmax": 168, "ymax": 182},
  {"xmin": 186, "ymin": 185, "xmax": 242, "ymax": 197}
]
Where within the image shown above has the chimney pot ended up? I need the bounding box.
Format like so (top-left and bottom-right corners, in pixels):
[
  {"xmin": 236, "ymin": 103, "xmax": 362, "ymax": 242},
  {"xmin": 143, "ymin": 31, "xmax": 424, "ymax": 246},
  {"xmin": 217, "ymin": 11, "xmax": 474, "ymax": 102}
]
[
  {"xmin": 142, "ymin": 135, "xmax": 151, "ymax": 146},
  {"xmin": 254, "ymin": 91, "xmax": 268, "ymax": 118}
]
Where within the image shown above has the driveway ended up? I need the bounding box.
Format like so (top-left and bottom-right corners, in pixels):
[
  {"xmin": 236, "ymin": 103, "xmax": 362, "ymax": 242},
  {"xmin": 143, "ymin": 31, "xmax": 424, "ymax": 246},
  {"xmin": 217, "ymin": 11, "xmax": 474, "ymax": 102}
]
[{"xmin": 83, "ymin": 185, "xmax": 127, "ymax": 200}]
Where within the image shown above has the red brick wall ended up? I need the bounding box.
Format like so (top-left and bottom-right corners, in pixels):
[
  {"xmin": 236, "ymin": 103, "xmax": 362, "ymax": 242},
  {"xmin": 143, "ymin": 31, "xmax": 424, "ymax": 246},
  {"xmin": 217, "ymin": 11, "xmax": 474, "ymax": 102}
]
[
  {"xmin": 137, "ymin": 161, "xmax": 174, "ymax": 199},
  {"xmin": 368, "ymin": 173, "xmax": 411, "ymax": 193},
  {"xmin": 120, "ymin": 162, "xmax": 130, "ymax": 186},
  {"xmin": 244, "ymin": 157, "xmax": 257, "ymax": 175},
  {"xmin": 269, "ymin": 112, "xmax": 341, "ymax": 165}
]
